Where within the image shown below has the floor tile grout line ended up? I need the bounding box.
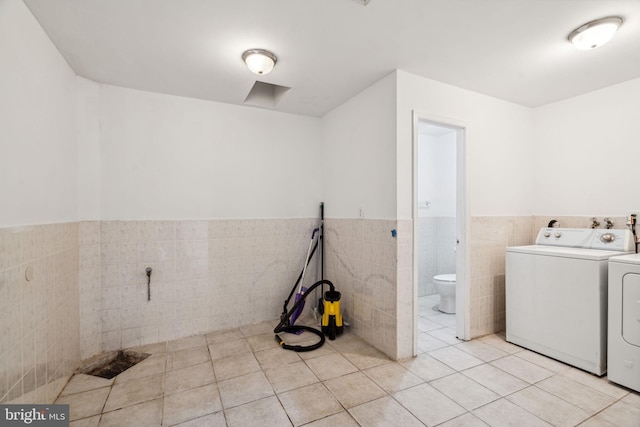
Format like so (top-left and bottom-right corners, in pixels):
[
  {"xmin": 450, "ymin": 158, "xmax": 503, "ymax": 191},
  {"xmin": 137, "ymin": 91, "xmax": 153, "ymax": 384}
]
[
  {"xmin": 527, "ymin": 383, "xmax": 602, "ymax": 425},
  {"xmin": 589, "ymin": 395, "xmax": 636, "ymax": 419},
  {"xmin": 316, "ymin": 352, "xmax": 407, "ymax": 427},
  {"xmin": 271, "ymin": 393, "xmax": 296, "ymax": 427},
  {"xmin": 55, "ymin": 314, "xmax": 637, "ymax": 427},
  {"xmin": 268, "ymin": 341, "xmax": 405, "ymax": 425},
  {"xmin": 402, "ymin": 352, "xmax": 543, "ymax": 425},
  {"xmin": 454, "ymin": 366, "xmax": 622, "ymax": 427},
  {"xmin": 386, "ymin": 379, "xmax": 466, "ymax": 426},
  {"xmin": 414, "ymin": 311, "xmax": 593, "ymax": 426},
  {"xmin": 533, "ymin": 379, "xmax": 634, "ymax": 422},
  {"xmin": 468, "ymin": 389, "xmax": 550, "ymax": 426},
  {"xmin": 160, "ymin": 351, "xmax": 167, "ymax": 426}
]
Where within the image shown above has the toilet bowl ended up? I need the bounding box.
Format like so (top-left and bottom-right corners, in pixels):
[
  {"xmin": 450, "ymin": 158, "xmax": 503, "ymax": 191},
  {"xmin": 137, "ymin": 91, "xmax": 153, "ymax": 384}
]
[{"xmin": 433, "ymin": 274, "xmax": 456, "ymax": 314}]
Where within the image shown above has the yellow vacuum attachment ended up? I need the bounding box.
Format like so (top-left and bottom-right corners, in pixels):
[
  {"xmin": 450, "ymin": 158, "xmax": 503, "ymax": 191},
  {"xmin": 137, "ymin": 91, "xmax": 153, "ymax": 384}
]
[{"xmin": 321, "ymin": 290, "xmax": 343, "ymax": 340}]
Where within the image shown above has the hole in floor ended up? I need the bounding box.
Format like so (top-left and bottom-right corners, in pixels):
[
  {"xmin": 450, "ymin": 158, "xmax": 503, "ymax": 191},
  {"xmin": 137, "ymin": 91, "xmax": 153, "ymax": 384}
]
[{"xmin": 80, "ymin": 350, "xmax": 150, "ymax": 379}]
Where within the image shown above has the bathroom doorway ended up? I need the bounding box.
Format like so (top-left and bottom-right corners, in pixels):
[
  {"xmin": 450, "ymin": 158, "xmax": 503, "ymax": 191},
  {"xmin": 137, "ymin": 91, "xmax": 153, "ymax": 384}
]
[{"xmin": 412, "ymin": 114, "xmax": 468, "ymax": 355}]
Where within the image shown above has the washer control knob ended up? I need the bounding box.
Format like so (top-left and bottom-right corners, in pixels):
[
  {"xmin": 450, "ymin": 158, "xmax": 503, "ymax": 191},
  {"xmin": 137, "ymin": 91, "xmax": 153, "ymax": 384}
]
[
  {"xmin": 554, "ymin": 232, "xmax": 562, "ymax": 238},
  {"xmin": 544, "ymin": 231, "xmax": 551, "ymax": 238},
  {"xmin": 600, "ymin": 233, "xmax": 615, "ymax": 243}
]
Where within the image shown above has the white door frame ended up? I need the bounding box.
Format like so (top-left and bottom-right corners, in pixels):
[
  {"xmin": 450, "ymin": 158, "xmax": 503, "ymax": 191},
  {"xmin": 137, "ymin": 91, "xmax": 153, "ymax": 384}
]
[{"xmin": 412, "ymin": 111, "xmax": 470, "ymax": 355}]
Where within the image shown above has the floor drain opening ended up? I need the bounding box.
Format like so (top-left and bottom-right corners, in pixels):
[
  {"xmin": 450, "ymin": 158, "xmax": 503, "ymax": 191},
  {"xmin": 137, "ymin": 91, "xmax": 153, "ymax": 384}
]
[{"xmin": 81, "ymin": 350, "xmax": 150, "ymax": 379}]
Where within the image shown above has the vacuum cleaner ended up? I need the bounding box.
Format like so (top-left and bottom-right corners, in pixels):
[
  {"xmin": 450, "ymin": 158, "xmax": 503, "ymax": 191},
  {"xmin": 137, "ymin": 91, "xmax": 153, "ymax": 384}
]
[
  {"xmin": 274, "ymin": 279, "xmax": 343, "ymax": 351},
  {"xmin": 274, "ymin": 204, "xmax": 343, "ymax": 351},
  {"xmin": 321, "ymin": 287, "xmax": 343, "ymax": 340}
]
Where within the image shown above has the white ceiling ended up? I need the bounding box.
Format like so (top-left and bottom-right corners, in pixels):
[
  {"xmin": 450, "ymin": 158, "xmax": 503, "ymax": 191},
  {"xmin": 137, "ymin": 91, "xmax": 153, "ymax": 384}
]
[{"xmin": 24, "ymin": 0, "xmax": 640, "ymax": 117}]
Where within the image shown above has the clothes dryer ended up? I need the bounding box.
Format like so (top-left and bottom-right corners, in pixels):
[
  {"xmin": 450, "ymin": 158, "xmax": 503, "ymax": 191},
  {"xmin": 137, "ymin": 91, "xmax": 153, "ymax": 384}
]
[{"xmin": 608, "ymin": 253, "xmax": 640, "ymax": 391}]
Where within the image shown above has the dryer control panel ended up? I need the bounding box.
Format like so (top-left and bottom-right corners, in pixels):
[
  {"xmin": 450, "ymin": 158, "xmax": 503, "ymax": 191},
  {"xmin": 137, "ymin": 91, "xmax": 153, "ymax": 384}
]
[{"xmin": 591, "ymin": 229, "xmax": 635, "ymax": 251}]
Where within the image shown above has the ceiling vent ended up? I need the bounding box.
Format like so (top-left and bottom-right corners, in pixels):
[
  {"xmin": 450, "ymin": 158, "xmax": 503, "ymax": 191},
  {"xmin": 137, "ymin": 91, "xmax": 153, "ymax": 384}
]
[{"xmin": 244, "ymin": 81, "xmax": 291, "ymax": 108}]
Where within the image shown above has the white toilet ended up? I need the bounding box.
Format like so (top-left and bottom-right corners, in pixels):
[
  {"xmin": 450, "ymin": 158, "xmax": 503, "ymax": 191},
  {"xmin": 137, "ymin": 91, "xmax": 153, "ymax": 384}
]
[{"xmin": 433, "ymin": 274, "xmax": 456, "ymax": 314}]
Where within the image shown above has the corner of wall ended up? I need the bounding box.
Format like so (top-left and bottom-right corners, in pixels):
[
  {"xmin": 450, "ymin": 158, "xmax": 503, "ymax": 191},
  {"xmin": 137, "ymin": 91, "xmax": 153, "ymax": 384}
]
[{"xmin": 0, "ymin": 222, "xmax": 81, "ymax": 404}]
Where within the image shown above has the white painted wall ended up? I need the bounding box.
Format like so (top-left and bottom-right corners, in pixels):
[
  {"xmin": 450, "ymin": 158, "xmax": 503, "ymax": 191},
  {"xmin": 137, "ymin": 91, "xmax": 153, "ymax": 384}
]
[
  {"xmin": 321, "ymin": 72, "xmax": 397, "ymax": 219},
  {"xmin": 0, "ymin": 0, "xmax": 78, "ymax": 227},
  {"xmin": 98, "ymin": 84, "xmax": 323, "ymax": 220},
  {"xmin": 533, "ymin": 76, "xmax": 640, "ymax": 217},
  {"xmin": 417, "ymin": 128, "xmax": 456, "ymax": 218},
  {"xmin": 397, "ymin": 70, "xmax": 536, "ymax": 219}
]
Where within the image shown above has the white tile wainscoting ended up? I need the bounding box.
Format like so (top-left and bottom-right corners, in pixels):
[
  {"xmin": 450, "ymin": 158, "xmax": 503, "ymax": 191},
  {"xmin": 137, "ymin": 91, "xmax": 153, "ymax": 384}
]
[
  {"xmin": 2, "ymin": 215, "xmax": 632, "ymax": 404},
  {"xmin": 0, "ymin": 222, "xmax": 80, "ymax": 404}
]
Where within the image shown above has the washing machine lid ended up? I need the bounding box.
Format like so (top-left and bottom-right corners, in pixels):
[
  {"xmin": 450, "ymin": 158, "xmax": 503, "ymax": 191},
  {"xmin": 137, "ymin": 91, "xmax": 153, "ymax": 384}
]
[
  {"xmin": 609, "ymin": 253, "xmax": 640, "ymax": 265},
  {"xmin": 506, "ymin": 245, "xmax": 633, "ymax": 261}
]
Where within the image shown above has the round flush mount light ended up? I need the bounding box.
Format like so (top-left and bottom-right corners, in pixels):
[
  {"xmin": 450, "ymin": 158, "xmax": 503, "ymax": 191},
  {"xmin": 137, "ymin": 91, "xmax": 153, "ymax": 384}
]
[
  {"xmin": 568, "ymin": 16, "xmax": 623, "ymax": 50},
  {"xmin": 242, "ymin": 49, "xmax": 277, "ymax": 75}
]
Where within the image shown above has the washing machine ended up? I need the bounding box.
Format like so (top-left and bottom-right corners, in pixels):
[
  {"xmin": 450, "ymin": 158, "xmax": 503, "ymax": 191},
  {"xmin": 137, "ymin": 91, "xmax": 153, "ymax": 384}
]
[
  {"xmin": 608, "ymin": 253, "xmax": 640, "ymax": 391},
  {"xmin": 506, "ymin": 227, "xmax": 635, "ymax": 375}
]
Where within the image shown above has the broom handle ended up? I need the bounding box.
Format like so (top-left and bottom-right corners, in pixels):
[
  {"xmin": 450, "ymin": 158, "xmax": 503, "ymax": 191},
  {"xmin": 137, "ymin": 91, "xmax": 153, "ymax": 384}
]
[{"xmin": 298, "ymin": 228, "xmax": 319, "ymax": 293}]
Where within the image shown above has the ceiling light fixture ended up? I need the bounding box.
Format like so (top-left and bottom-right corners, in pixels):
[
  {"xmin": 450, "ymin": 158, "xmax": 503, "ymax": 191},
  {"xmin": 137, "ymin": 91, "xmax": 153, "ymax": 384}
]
[
  {"xmin": 568, "ymin": 16, "xmax": 623, "ymax": 50},
  {"xmin": 242, "ymin": 49, "xmax": 277, "ymax": 75}
]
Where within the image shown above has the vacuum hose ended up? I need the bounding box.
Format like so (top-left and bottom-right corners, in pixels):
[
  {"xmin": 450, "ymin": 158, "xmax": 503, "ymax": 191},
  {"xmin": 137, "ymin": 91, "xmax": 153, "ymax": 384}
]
[{"xmin": 274, "ymin": 280, "xmax": 335, "ymax": 352}]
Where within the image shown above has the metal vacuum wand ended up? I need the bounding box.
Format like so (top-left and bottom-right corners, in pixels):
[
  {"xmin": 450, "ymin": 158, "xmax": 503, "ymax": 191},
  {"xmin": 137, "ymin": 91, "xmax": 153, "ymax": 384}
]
[{"xmin": 145, "ymin": 267, "xmax": 152, "ymax": 301}]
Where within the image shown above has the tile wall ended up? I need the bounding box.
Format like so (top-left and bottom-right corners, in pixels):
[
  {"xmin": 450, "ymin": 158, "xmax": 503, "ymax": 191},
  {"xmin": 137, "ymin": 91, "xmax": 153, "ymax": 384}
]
[
  {"xmin": 86, "ymin": 219, "xmax": 320, "ymax": 355},
  {"xmin": 324, "ymin": 216, "xmax": 541, "ymax": 359},
  {"xmin": 324, "ymin": 219, "xmax": 402, "ymax": 359},
  {"xmin": 467, "ymin": 216, "xmax": 534, "ymax": 338},
  {"xmin": 396, "ymin": 219, "xmax": 414, "ymax": 360},
  {"xmin": 0, "ymin": 223, "xmax": 80, "ymax": 404},
  {"xmin": 327, "ymin": 215, "xmax": 537, "ymax": 356},
  {"xmin": 3, "ymin": 214, "xmax": 632, "ymax": 405},
  {"xmin": 79, "ymin": 222, "xmax": 102, "ymax": 360},
  {"xmin": 417, "ymin": 217, "xmax": 456, "ymax": 296}
]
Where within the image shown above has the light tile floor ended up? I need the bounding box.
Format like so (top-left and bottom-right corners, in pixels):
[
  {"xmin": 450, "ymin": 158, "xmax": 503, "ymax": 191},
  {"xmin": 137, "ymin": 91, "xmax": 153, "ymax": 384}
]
[{"xmin": 57, "ymin": 295, "xmax": 639, "ymax": 426}]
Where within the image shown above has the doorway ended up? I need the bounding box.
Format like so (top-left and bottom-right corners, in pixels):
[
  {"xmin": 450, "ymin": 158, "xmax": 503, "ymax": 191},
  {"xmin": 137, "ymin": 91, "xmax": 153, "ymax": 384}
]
[{"xmin": 412, "ymin": 114, "xmax": 468, "ymax": 356}]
